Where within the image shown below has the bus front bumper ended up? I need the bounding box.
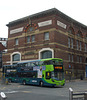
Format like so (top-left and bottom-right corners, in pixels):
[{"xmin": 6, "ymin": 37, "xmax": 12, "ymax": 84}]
[{"xmin": 54, "ymin": 80, "xmax": 65, "ymax": 86}]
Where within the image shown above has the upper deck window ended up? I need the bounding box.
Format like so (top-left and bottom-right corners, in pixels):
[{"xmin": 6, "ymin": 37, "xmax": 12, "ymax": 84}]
[{"xmin": 43, "ymin": 59, "xmax": 63, "ymax": 65}]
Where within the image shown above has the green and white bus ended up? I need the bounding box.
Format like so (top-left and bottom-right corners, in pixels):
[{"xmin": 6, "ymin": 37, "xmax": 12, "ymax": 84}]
[{"xmin": 3, "ymin": 58, "xmax": 65, "ymax": 87}]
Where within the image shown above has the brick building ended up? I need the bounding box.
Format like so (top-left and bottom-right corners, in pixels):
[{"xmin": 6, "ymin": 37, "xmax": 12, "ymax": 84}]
[{"xmin": 3, "ymin": 8, "xmax": 87, "ymax": 79}]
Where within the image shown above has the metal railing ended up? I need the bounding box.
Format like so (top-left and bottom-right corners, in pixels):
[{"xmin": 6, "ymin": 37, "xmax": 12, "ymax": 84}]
[{"xmin": 69, "ymin": 88, "xmax": 87, "ymax": 100}]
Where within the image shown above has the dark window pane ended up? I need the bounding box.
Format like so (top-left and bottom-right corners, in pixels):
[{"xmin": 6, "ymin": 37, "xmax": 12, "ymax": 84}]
[
  {"xmin": 13, "ymin": 54, "xmax": 20, "ymax": 61},
  {"xmin": 41, "ymin": 51, "xmax": 52, "ymax": 59}
]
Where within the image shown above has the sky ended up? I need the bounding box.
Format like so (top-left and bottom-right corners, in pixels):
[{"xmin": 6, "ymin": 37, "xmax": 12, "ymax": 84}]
[{"xmin": 0, "ymin": 0, "xmax": 87, "ymax": 38}]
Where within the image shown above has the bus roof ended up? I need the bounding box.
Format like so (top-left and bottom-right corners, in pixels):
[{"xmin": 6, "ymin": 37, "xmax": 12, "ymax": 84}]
[
  {"xmin": 41, "ymin": 58, "xmax": 63, "ymax": 61},
  {"xmin": 3, "ymin": 64, "xmax": 17, "ymax": 67},
  {"xmin": 3, "ymin": 65, "xmax": 12, "ymax": 67},
  {"xmin": 15, "ymin": 58, "xmax": 63, "ymax": 64},
  {"xmin": 3, "ymin": 58, "xmax": 63, "ymax": 66},
  {"xmin": 17, "ymin": 59, "xmax": 40, "ymax": 64}
]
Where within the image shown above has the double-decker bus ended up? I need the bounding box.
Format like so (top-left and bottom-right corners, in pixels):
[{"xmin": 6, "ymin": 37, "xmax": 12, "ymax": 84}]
[{"xmin": 3, "ymin": 58, "xmax": 65, "ymax": 87}]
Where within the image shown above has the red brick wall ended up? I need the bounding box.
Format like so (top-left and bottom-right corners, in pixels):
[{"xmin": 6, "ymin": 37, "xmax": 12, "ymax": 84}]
[{"xmin": 3, "ymin": 10, "xmax": 87, "ymax": 79}]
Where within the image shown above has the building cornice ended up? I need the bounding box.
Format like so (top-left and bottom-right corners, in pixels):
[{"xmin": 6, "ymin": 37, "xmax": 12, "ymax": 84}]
[{"xmin": 6, "ymin": 8, "xmax": 87, "ymax": 30}]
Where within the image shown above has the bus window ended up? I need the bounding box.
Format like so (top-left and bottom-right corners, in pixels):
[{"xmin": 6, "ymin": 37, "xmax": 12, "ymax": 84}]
[
  {"xmin": 19, "ymin": 71, "xmax": 37, "ymax": 78},
  {"xmin": 30, "ymin": 62, "xmax": 38, "ymax": 67},
  {"xmin": 24, "ymin": 63, "xmax": 28, "ymax": 67},
  {"xmin": 18, "ymin": 64, "xmax": 23, "ymax": 67},
  {"xmin": 11, "ymin": 73, "xmax": 16, "ymax": 77},
  {"xmin": 27, "ymin": 71, "xmax": 37, "ymax": 78},
  {"xmin": 19, "ymin": 63, "xmax": 27, "ymax": 67},
  {"xmin": 30, "ymin": 62, "xmax": 33, "ymax": 67},
  {"xmin": 39, "ymin": 61, "xmax": 44, "ymax": 65},
  {"xmin": 51, "ymin": 71, "xmax": 64, "ymax": 80},
  {"xmin": 43, "ymin": 60, "xmax": 52, "ymax": 65},
  {"xmin": 17, "ymin": 72, "xmax": 21, "ymax": 77},
  {"xmin": 5, "ymin": 73, "xmax": 9, "ymax": 77},
  {"xmin": 28, "ymin": 63, "xmax": 31, "ymax": 67},
  {"xmin": 32, "ymin": 62, "xmax": 37, "ymax": 66},
  {"xmin": 35, "ymin": 62, "xmax": 39, "ymax": 66},
  {"xmin": 52, "ymin": 60, "xmax": 62, "ymax": 65},
  {"xmin": 6, "ymin": 73, "xmax": 16, "ymax": 77},
  {"xmin": 43, "ymin": 61, "xmax": 47, "ymax": 65}
]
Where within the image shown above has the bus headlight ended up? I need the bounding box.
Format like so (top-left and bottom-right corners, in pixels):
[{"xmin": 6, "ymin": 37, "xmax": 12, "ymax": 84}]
[{"xmin": 52, "ymin": 79, "xmax": 55, "ymax": 82}]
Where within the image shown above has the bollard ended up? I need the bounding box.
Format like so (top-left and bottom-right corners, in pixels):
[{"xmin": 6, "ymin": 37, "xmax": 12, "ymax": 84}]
[
  {"xmin": 0, "ymin": 92, "xmax": 7, "ymax": 100},
  {"xmin": 5, "ymin": 79, "xmax": 8, "ymax": 85},
  {"xmin": 84, "ymin": 92, "xmax": 87, "ymax": 100},
  {"xmin": 69, "ymin": 88, "xmax": 73, "ymax": 100}
]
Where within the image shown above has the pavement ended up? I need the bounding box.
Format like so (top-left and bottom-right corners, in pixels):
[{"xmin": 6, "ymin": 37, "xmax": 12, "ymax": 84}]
[{"xmin": 66, "ymin": 78, "xmax": 87, "ymax": 82}]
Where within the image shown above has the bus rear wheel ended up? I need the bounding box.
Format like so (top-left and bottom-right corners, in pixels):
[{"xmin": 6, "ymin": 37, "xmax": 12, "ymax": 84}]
[
  {"xmin": 22, "ymin": 80, "xmax": 26, "ymax": 85},
  {"xmin": 39, "ymin": 81, "xmax": 43, "ymax": 87}
]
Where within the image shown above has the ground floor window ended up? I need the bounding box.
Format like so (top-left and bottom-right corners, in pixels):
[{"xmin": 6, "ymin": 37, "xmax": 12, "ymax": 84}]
[
  {"xmin": 11, "ymin": 52, "xmax": 21, "ymax": 65},
  {"xmin": 12, "ymin": 54, "xmax": 20, "ymax": 61},
  {"xmin": 41, "ymin": 51, "xmax": 52, "ymax": 59},
  {"xmin": 39, "ymin": 48, "xmax": 54, "ymax": 59}
]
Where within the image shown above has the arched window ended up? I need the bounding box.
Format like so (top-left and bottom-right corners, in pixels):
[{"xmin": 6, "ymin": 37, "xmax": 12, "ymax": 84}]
[
  {"xmin": 12, "ymin": 54, "xmax": 20, "ymax": 61},
  {"xmin": 77, "ymin": 30, "xmax": 82, "ymax": 37},
  {"xmin": 68, "ymin": 27, "xmax": 74, "ymax": 34},
  {"xmin": 41, "ymin": 51, "xmax": 52, "ymax": 59},
  {"xmin": 11, "ymin": 52, "xmax": 21, "ymax": 64},
  {"xmin": 39, "ymin": 48, "xmax": 54, "ymax": 59}
]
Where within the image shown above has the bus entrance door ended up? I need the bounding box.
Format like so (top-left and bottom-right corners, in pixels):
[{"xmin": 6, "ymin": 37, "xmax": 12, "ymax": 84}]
[{"xmin": 85, "ymin": 65, "xmax": 87, "ymax": 78}]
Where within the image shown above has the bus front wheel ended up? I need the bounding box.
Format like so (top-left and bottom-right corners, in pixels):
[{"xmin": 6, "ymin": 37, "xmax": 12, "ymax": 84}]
[{"xmin": 39, "ymin": 81, "xmax": 43, "ymax": 87}]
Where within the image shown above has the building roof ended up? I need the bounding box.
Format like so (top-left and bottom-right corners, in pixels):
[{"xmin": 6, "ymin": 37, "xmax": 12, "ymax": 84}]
[
  {"xmin": 0, "ymin": 38, "xmax": 7, "ymax": 48},
  {"xmin": 0, "ymin": 38, "xmax": 7, "ymax": 41},
  {"xmin": 0, "ymin": 43, "xmax": 6, "ymax": 51},
  {"xmin": 7, "ymin": 8, "xmax": 87, "ymax": 30}
]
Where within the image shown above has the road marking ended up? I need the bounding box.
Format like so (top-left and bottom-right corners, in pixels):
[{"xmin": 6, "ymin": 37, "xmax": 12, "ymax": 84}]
[
  {"xmin": 5, "ymin": 91, "xmax": 19, "ymax": 94},
  {"xmin": 22, "ymin": 91, "xmax": 32, "ymax": 93},
  {"xmin": 3, "ymin": 91, "xmax": 32, "ymax": 94}
]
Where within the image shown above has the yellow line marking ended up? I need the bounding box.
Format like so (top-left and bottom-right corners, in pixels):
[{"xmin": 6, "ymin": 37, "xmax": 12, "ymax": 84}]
[{"xmin": 2, "ymin": 87, "xmax": 6, "ymax": 90}]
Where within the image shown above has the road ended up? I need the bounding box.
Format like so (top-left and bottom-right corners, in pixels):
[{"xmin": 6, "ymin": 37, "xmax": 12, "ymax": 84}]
[{"xmin": 0, "ymin": 80, "xmax": 87, "ymax": 100}]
